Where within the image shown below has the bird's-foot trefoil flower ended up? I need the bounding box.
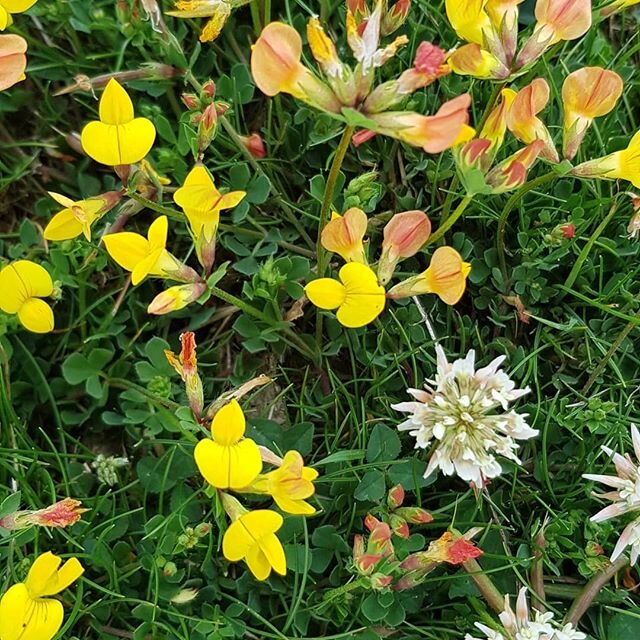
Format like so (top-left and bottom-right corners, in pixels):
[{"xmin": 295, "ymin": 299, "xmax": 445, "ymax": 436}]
[
  {"xmin": 392, "ymin": 345, "xmax": 535, "ymax": 488},
  {"xmin": 377, "ymin": 210, "xmax": 431, "ymax": 284},
  {"xmin": 103, "ymin": 215, "xmax": 200, "ymax": 286},
  {"xmin": 251, "ymin": 22, "xmax": 342, "ymax": 113},
  {"xmin": 0, "ymin": 551, "xmax": 84, "ymax": 640},
  {"xmin": 0, "ymin": 260, "xmax": 55, "ymax": 333},
  {"xmin": 0, "ymin": 34, "xmax": 27, "ymax": 91},
  {"xmin": 305, "ymin": 262, "xmax": 386, "ymax": 328},
  {"xmin": 562, "ymin": 67, "xmax": 623, "ymax": 161},
  {"xmin": 321, "ymin": 207, "xmax": 368, "ymax": 265},
  {"xmin": 506, "ymin": 78, "xmax": 559, "ymax": 162},
  {"xmin": 173, "ymin": 164, "xmax": 246, "ymax": 271},
  {"xmin": 387, "ymin": 246, "xmax": 471, "ymax": 305},
  {"xmin": 0, "ymin": 0, "xmax": 37, "ymax": 30},
  {"xmin": 466, "ymin": 587, "xmax": 586, "ymax": 640},
  {"xmin": 571, "ymin": 130, "xmax": 640, "ymax": 189},
  {"xmin": 515, "ymin": 0, "xmax": 592, "ymax": 70},
  {"xmin": 245, "ymin": 450, "xmax": 319, "ymax": 515},
  {"xmin": 164, "ymin": 331, "xmax": 205, "ymax": 421},
  {"xmin": 194, "ymin": 399, "xmax": 262, "ymax": 489},
  {"xmin": 485, "ymin": 0, "xmax": 526, "ymax": 64},
  {"xmin": 81, "ymin": 78, "xmax": 156, "ymax": 167},
  {"xmin": 148, "ymin": 282, "xmax": 207, "ymax": 315},
  {"xmin": 165, "ymin": 0, "xmax": 251, "ymax": 42},
  {"xmin": 44, "ymin": 190, "xmax": 122, "ymax": 241},
  {"xmin": 448, "ymin": 44, "xmax": 510, "ymax": 80},
  {"xmin": 583, "ymin": 424, "xmax": 640, "ymax": 564},
  {"xmin": 0, "ymin": 498, "xmax": 88, "ymax": 531},
  {"xmin": 486, "ymin": 139, "xmax": 546, "ymax": 193},
  {"xmin": 220, "ymin": 493, "xmax": 287, "ymax": 581}
]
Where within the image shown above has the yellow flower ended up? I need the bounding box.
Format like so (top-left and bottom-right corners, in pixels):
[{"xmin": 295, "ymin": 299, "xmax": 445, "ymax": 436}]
[
  {"xmin": 0, "ymin": 0, "xmax": 37, "ymax": 30},
  {"xmin": 445, "ymin": 0, "xmax": 492, "ymax": 45},
  {"xmin": 166, "ymin": 0, "xmax": 234, "ymax": 42},
  {"xmin": 81, "ymin": 78, "xmax": 156, "ymax": 167},
  {"xmin": 0, "ymin": 260, "xmax": 54, "ymax": 333},
  {"xmin": 320, "ymin": 208, "xmax": 368, "ymax": 264},
  {"xmin": 222, "ymin": 509, "xmax": 286, "ymax": 580},
  {"xmin": 173, "ymin": 165, "xmax": 246, "ymax": 244},
  {"xmin": 194, "ymin": 399, "xmax": 262, "ymax": 489},
  {"xmin": 561, "ymin": 67, "xmax": 623, "ymax": 161},
  {"xmin": 0, "ymin": 551, "xmax": 83, "ymax": 640},
  {"xmin": 247, "ymin": 451, "xmax": 318, "ymax": 515},
  {"xmin": 573, "ymin": 131, "xmax": 640, "ymax": 189},
  {"xmin": 102, "ymin": 216, "xmax": 196, "ymax": 286},
  {"xmin": 305, "ymin": 262, "xmax": 385, "ymax": 328},
  {"xmin": 387, "ymin": 247, "xmax": 471, "ymax": 305},
  {"xmin": 147, "ymin": 282, "xmax": 206, "ymax": 315},
  {"xmin": 447, "ymin": 44, "xmax": 506, "ymax": 79},
  {"xmin": 44, "ymin": 191, "xmax": 121, "ymax": 242}
]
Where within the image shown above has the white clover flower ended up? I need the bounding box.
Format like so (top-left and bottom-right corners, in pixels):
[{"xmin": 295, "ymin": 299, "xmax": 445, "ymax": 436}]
[
  {"xmin": 392, "ymin": 345, "xmax": 536, "ymax": 488},
  {"xmin": 583, "ymin": 424, "xmax": 640, "ymax": 563},
  {"xmin": 467, "ymin": 589, "xmax": 585, "ymax": 640}
]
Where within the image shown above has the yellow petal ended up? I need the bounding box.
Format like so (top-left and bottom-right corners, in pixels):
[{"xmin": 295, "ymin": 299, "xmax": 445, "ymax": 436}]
[
  {"xmin": 18, "ymin": 298, "xmax": 54, "ymax": 333},
  {"xmin": 44, "ymin": 209, "xmax": 84, "ymax": 241},
  {"xmin": 337, "ymin": 262, "xmax": 386, "ymax": 328},
  {"xmin": 174, "ymin": 166, "xmax": 220, "ymax": 213},
  {"xmin": 48, "ymin": 191, "xmax": 76, "ymax": 208},
  {"xmin": 424, "ymin": 246, "xmax": 471, "ymax": 305},
  {"xmin": 445, "ymin": 0, "xmax": 492, "ymax": 44},
  {"xmin": 242, "ymin": 509, "xmax": 283, "ymax": 535},
  {"xmin": 259, "ymin": 533, "xmax": 287, "ymax": 575},
  {"xmin": 304, "ymin": 278, "xmax": 346, "ymax": 310},
  {"xmin": 80, "ymin": 118, "xmax": 156, "ymax": 166},
  {"xmin": 219, "ymin": 190, "xmax": 246, "ymax": 210},
  {"xmin": 99, "ymin": 78, "xmax": 134, "ymax": 125},
  {"xmin": 0, "ymin": 260, "xmax": 53, "ymax": 315},
  {"xmin": 103, "ymin": 231, "xmax": 150, "ymax": 273},
  {"xmin": 0, "ymin": 583, "xmax": 64, "ymax": 640},
  {"xmin": 39, "ymin": 558, "xmax": 84, "ymax": 596},
  {"xmin": 211, "ymin": 399, "xmax": 246, "ymax": 445},
  {"xmin": 131, "ymin": 247, "xmax": 163, "ymax": 286},
  {"xmin": 222, "ymin": 518, "xmax": 255, "ymax": 562},
  {"xmin": 194, "ymin": 439, "xmax": 262, "ymax": 489},
  {"xmin": 0, "ymin": 7, "xmax": 9, "ymax": 30},
  {"xmin": 2, "ymin": 0, "xmax": 38, "ymax": 12},
  {"xmin": 147, "ymin": 215, "xmax": 168, "ymax": 251},
  {"xmin": 229, "ymin": 439, "xmax": 263, "ymax": 488},
  {"xmin": 199, "ymin": 8, "xmax": 230, "ymax": 42},
  {"xmin": 245, "ymin": 545, "xmax": 272, "ymax": 580},
  {"xmin": 0, "ymin": 584, "xmax": 30, "ymax": 640},
  {"xmin": 25, "ymin": 552, "xmax": 61, "ymax": 598},
  {"xmin": 273, "ymin": 494, "xmax": 316, "ymax": 515}
]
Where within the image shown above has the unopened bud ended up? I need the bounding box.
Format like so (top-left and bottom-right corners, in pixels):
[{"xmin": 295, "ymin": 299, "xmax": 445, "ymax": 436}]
[
  {"xmin": 182, "ymin": 93, "xmax": 199, "ymax": 110},
  {"xmin": 202, "ymin": 80, "xmax": 216, "ymax": 99},
  {"xmin": 163, "ymin": 561, "xmax": 178, "ymax": 577},
  {"xmin": 239, "ymin": 133, "xmax": 266, "ymax": 159},
  {"xmin": 387, "ymin": 484, "xmax": 405, "ymax": 509},
  {"xmin": 148, "ymin": 282, "xmax": 206, "ymax": 316},
  {"xmin": 390, "ymin": 514, "xmax": 410, "ymax": 539}
]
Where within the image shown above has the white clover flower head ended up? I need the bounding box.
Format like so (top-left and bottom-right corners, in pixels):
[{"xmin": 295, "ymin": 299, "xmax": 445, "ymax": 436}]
[
  {"xmin": 468, "ymin": 589, "xmax": 585, "ymax": 640},
  {"xmin": 392, "ymin": 345, "xmax": 536, "ymax": 488},
  {"xmin": 583, "ymin": 424, "xmax": 640, "ymax": 563}
]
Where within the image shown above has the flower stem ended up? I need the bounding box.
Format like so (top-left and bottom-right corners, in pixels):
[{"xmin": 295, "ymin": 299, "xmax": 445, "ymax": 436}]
[
  {"xmin": 426, "ymin": 195, "xmax": 473, "ymax": 247},
  {"xmin": 209, "ymin": 285, "xmax": 317, "ymax": 362},
  {"xmin": 564, "ymin": 556, "xmax": 628, "ymax": 627},
  {"xmin": 462, "ymin": 558, "xmax": 505, "ymax": 614},
  {"xmin": 496, "ymin": 171, "xmax": 557, "ymax": 283},
  {"xmin": 561, "ymin": 197, "xmax": 619, "ymax": 294},
  {"xmin": 317, "ymin": 125, "xmax": 355, "ymax": 277}
]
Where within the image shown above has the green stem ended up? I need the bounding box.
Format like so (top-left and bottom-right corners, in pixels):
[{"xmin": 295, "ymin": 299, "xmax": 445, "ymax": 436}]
[
  {"xmin": 497, "ymin": 171, "xmax": 557, "ymax": 283},
  {"xmin": 562, "ymin": 198, "xmax": 619, "ymax": 294},
  {"xmin": 209, "ymin": 285, "xmax": 317, "ymax": 362},
  {"xmin": 317, "ymin": 125, "xmax": 355, "ymax": 277},
  {"xmin": 564, "ymin": 556, "xmax": 628, "ymax": 627},
  {"xmin": 582, "ymin": 314, "xmax": 638, "ymax": 395},
  {"xmin": 426, "ymin": 195, "xmax": 473, "ymax": 246},
  {"xmin": 462, "ymin": 558, "xmax": 505, "ymax": 615}
]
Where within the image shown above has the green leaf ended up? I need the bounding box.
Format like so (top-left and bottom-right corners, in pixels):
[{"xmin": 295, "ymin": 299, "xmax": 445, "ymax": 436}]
[
  {"xmin": 366, "ymin": 424, "xmax": 401, "ymax": 463},
  {"xmin": 607, "ymin": 613, "xmax": 640, "ymax": 639},
  {"xmin": 0, "ymin": 492, "xmax": 21, "ymax": 519},
  {"xmin": 361, "ymin": 593, "xmax": 386, "ymax": 622},
  {"xmin": 354, "ymin": 470, "xmax": 386, "ymax": 502}
]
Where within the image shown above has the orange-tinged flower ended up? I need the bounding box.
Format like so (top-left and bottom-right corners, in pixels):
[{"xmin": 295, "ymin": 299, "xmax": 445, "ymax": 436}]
[
  {"xmin": 251, "ymin": 22, "xmax": 341, "ymax": 114},
  {"xmin": 0, "ymin": 34, "xmax": 26, "ymax": 91},
  {"xmin": 486, "ymin": 139, "xmax": 545, "ymax": 193},
  {"xmin": 506, "ymin": 78, "xmax": 559, "ymax": 163},
  {"xmin": 516, "ymin": 0, "xmax": 591, "ymax": 69},
  {"xmin": 387, "ymin": 246, "xmax": 471, "ymax": 304},
  {"xmin": 164, "ymin": 331, "xmax": 205, "ymax": 420},
  {"xmin": 194, "ymin": 399, "xmax": 262, "ymax": 489},
  {"xmin": 365, "ymin": 93, "xmax": 472, "ymax": 153},
  {"xmin": 377, "ymin": 210, "xmax": 431, "ymax": 284},
  {"xmin": 321, "ymin": 208, "xmax": 368, "ymax": 264},
  {"xmin": 0, "ymin": 499, "xmax": 88, "ymax": 530},
  {"xmin": 479, "ymin": 88, "xmax": 516, "ymax": 154},
  {"xmin": 147, "ymin": 282, "xmax": 206, "ymax": 316},
  {"xmin": 246, "ymin": 450, "xmax": 318, "ymax": 515},
  {"xmin": 485, "ymin": 0, "xmax": 524, "ymax": 62},
  {"xmin": 165, "ymin": 0, "xmax": 241, "ymax": 42},
  {"xmin": 562, "ymin": 67, "xmax": 623, "ymax": 160},
  {"xmin": 448, "ymin": 43, "xmax": 509, "ymax": 80}
]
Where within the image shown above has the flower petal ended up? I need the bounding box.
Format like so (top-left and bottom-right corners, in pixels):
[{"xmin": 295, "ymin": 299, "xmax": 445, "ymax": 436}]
[
  {"xmin": 211, "ymin": 399, "xmax": 246, "ymax": 445},
  {"xmin": 228, "ymin": 440, "xmax": 263, "ymax": 488},
  {"xmin": 18, "ymin": 298, "xmax": 54, "ymax": 333},
  {"xmin": 305, "ymin": 278, "xmax": 346, "ymax": 310},
  {"xmin": 259, "ymin": 533, "xmax": 287, "ymax": 576},
  {"xmin": 99, "ymin": 78, "xmax": 134, "ymax": 125},
  {"xmin": 245, "ymin": 545, "xmax": 272, "ymax": 580},
  {"xmin": 81, "ymin": 118, "xmax": 156, "ymax": 166},
  {"xmin": 147, "ymin": 215, "xmax": 168, "ymax": 251},
  {"xmin": 0, "ymin": 34, "xmax": 27, "ymax": 91},
  {"xmin": 39, "ymin": 558, "xmax": 84, "ymax": 596},
  {"xmin": 43, "ymin": 209, "xmax": 84, "ymax": 241},
  {"xmin": 25, "ymin": 552, "xmax": 62, "ymax": 598},
  {"xmin": 103, "ymin": 231, "xmax": 150, "ymax": 273}
]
